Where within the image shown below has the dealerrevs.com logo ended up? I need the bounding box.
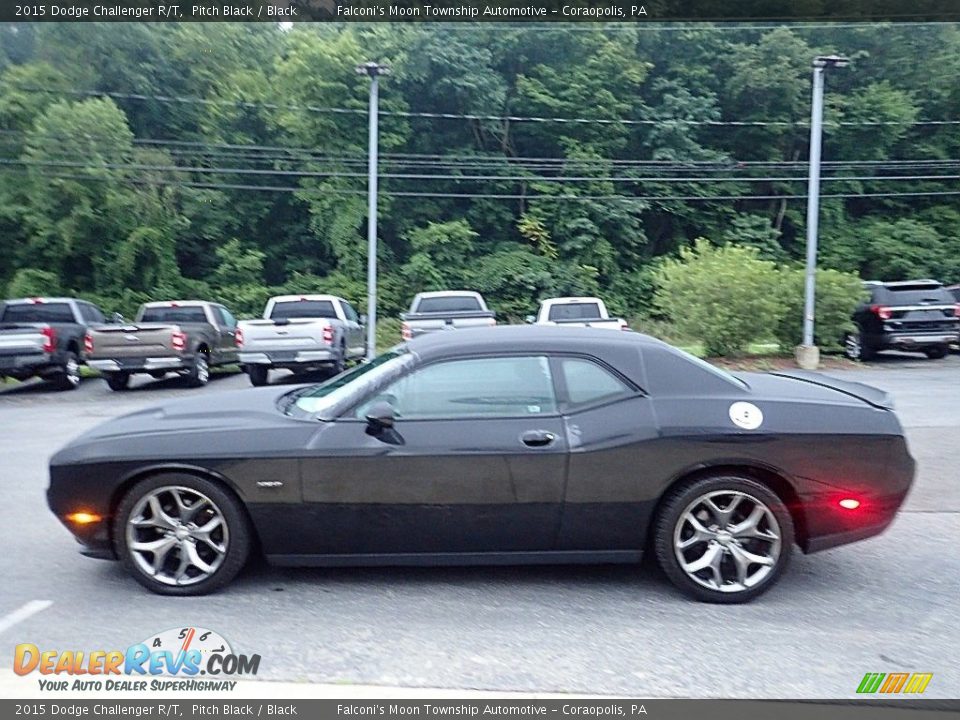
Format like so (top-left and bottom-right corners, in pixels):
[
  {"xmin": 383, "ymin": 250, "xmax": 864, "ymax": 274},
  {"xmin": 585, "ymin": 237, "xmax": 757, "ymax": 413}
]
[
  {"xmin": 856, "ymin": 672, "xmax": 933, "ymax": 694},
  {"xmin": 14, "ymin": 627, "xmax": 260, "ymax": 692}
]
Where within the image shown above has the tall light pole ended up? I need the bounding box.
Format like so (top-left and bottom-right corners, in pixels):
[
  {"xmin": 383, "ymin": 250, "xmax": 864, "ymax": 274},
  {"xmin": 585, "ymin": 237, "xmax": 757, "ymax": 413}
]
[
  {"xmin": 798, "ymin": 54, "xmax": 849, "ymax": 370},
  {"xmin": 356, "ymin": 61, "xmax": 390, "ymax": 360}
]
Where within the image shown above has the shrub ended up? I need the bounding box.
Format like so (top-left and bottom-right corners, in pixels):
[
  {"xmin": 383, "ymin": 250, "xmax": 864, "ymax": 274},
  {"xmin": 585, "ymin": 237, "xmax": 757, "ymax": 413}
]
[
  {"xmin": 773, "ymin": 267, "xmax": 866, "ymax": 352},
  {"xmin": 653, "ymin": 239, "xmax": 780, "ymax": 356}
]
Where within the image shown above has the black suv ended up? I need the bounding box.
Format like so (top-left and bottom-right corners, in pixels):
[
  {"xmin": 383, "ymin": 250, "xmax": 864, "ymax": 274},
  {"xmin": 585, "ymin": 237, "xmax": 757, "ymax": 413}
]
[{"xmin": 844, "ymin": 280, "xmax": 960, "ymax": 361}]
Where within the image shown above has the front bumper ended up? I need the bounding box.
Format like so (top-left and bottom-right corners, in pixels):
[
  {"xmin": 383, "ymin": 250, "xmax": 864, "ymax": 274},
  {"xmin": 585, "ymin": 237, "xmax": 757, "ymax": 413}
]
[{"xmin": 87, "ymin": 356, "xmax": 189, "ymax": 372}]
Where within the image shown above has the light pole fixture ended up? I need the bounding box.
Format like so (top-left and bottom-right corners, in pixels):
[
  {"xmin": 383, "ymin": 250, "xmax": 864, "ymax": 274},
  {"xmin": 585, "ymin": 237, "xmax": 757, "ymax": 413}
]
[
  {"xmin": 356, "ymin": 61, "xmax": 390, "ymax": 360},
  {"xmin": 798, "ymin": 54, "xmax": 849, "ymax": 370}
]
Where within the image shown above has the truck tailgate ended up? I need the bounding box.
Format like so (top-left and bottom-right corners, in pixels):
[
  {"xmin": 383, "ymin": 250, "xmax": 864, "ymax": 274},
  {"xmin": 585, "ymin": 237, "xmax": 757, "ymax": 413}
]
[
  {"xmin": 240, "ymin": 319, "xmax": 330, "ymax": 350},
  {"xmin": 88, "ymin": 325, "xmax": 179, "ymax": 358},
  {"xmin": 0, "ymin": 325, "xmax": 47, "ymax": 356}
]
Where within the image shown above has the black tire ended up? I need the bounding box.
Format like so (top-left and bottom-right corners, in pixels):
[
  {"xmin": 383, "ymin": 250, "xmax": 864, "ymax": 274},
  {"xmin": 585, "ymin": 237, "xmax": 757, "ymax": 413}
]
[
  {"xmin": 247, "ymin": 364, "xmax": 269, "ymax": 387},
  {"xmin": 104, "ymin": 371, "xmax": 130, "ymax": 392},
  {"xmin": 113, "ymin": 473, "xmax": 251, "ymax": 596},
  {"xmin": 843, "ymin": 331, "xmax": 875, "ymax": 361},
  {"xmin": 331, "ymin": 342, "xmax": 347, "ymax": 376},
  {"xmin": 184, "ymin": 352, "xmax": 210, "ymax": 388},
  {"xmin": 149, "ymin": 371, "xmax": 167, "ymax": 380},
  {"xmin": 653, "ymin": 474, "xmax": 794, "ymax": 604},
  {"xmin": 924, "ymin": 345, "xmax": 948, "ymax": 360},
  {"xmin": 51, "ymin": 351, "xmax": 81, "ymax": 391}
]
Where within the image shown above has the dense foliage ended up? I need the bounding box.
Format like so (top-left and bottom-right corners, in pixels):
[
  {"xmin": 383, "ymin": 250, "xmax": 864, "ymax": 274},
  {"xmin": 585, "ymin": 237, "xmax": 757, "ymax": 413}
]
[{"xmin": 0, "ymin": 22, "xmax": 958, "ymax": 350}]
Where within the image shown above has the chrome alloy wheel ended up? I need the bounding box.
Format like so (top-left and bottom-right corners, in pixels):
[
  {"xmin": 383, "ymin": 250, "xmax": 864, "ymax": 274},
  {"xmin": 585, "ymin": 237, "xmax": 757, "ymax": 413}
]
[
  {"xmin": 125, "ymin": 486, "xmax": 228, "ymax": 586},
  {"xmin": 65, "ymin": 357, "xmax": 80, "ymax": 387},
  {"xmin": 844, "ymin": 332, "xmax": 862, "ymax": 361},
  {"xmin": 673, "ymin": 490, "xmax": 782, "ymax": 593},
  {"xmin": 196, "ymin": 355, "xmax": 209, "ymax": 384}
]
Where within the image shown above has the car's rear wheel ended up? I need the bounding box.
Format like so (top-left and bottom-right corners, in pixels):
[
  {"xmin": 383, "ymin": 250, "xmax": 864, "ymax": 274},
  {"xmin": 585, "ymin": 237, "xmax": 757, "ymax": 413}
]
[
  {"xmin": 924, "ymin": 345, "xmax": 948, "ymax": 360},
  {"xmin": 114, "ymin": 474, "xmax": 250, "ymax": 596},
  {"xmin": 51, "ymin": 352, "xmax": 81, "ymax": 391},
  {"xmin": 247, "ymin": 365, "xmax": 269, "ymax": 386},
  {"xmin": 653, "ymin": 475, "xmax": 793, "ymax": 603},
  {"xmin": 149, "ymin": 371, "xmax": 167, "ymax": 380},
  {"xmin": 104, "ymin": 371, "xmax": 130, "ymax": 391},
  {"xmin": 844, "ymin": 331, "xmax": 875, "ymax": 361},
  {"xmin": 184, "ymin": 353, "xmax": 209, "ymax": 388}
]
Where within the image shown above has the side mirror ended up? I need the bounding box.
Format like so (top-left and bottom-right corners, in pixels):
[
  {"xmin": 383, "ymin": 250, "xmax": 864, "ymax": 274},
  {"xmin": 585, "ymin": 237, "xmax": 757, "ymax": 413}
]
[
  {"xmin": 359, "ymin": 314, "xmax": 367, "ymax": 325},
  {"xmin": 365, "ymin": 400, "xmax": 395, "ymax": 431},
  {"xmin": 110, "ymin": 312, "xmax": 125, "ymax": 324},
  {"xmin": 524, "ymin": 315, "xmax": 536, "ymax": 324}
]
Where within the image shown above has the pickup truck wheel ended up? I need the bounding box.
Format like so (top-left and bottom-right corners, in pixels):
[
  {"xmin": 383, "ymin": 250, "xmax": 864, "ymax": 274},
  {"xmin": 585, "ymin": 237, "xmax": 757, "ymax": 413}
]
[
  {"xmin": 105, "ymin": 371, "xmax": 131, "ymax": 391},
  {"xmin": 247, "ymin": 365, "xmax": 269, "ymax": 387},
  {"xmin": 331, "ymin": 343, "xmax": 346, "ymax": 376},
  {"xmin": 844, "ymin": 331, "xmax": 875, "ymax": 361},
  {"xmin": 51, "ymin": 353, "xmax": 81, "ymax": 391},
  {"xmin": 924, "ymin": 345, "xmax": 948, "ymax": 360},
  {"xmin": 184, "ymin": 354, "xmax": 210, "ymax": 388}
]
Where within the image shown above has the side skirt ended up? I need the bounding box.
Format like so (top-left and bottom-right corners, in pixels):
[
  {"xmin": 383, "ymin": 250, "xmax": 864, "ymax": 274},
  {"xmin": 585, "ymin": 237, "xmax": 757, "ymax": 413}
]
[{"xmin": 266, "ymin": 550, "xmax": 644, "ymax": 568}]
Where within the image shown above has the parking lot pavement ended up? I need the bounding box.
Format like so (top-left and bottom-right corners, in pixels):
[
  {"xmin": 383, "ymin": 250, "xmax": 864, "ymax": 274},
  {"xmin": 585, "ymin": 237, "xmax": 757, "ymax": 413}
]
[{"xmin": 1, "ymin": 357, "xmax": 957, "ymax": 698}]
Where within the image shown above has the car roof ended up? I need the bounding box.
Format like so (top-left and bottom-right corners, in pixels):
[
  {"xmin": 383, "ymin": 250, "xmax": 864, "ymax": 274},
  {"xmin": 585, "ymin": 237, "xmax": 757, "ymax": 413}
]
[
  {"xmin": 406, "ymin": 325, "xmax": 658, "ymax": 359},
  {"xmin": 141, "ymin": 300, "xmax": 211, "ymax": 307},
  {"xmin": 270, "ymin": 295, "xmax": 341, "ymax": 302},
  {"xmin": 3, "ymin": 297, "xmax": 79, "ymax": 304},
  {"xmin": 415, "ymin": 290, "xmax": 482, "ymax": 298}
]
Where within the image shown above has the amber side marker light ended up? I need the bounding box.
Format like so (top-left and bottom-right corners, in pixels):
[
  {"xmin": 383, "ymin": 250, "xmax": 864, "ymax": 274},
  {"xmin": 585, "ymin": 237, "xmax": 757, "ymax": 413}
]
[
  {"xmin": 838, "ymin": 498, "xmax": 861, "ymax": 510},
  {"xmin": 66, "ymin": 511, "xmax": 102, "ymax": 525}
]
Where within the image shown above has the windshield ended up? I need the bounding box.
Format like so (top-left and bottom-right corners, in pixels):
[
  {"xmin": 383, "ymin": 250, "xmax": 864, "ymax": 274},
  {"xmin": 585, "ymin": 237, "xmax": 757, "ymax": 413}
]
[
  {"xmin": 416, "ymin": 296, "xmax": 482, "ymax": 313},
  {"xmin": 287, "ymin": 349, "xmax": 414, "ymax": 417}
]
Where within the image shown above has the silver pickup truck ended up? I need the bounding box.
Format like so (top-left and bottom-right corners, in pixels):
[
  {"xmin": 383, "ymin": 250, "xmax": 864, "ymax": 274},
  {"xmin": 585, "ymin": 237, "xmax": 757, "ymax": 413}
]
[
  {"xmin": 237, "ymin": 294, "xmax": 365, "ymax": 386},
  {"xmin": 400, "ymin": 291, "xmax": 497, "ymax": 340},
  {"xmin": 86, "ymin": 301, "xmax": 240, "ymax": 391}
]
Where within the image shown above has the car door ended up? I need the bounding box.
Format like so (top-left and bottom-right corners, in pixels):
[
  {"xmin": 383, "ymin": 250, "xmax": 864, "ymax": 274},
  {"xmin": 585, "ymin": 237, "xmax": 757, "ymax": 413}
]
[
  {"xmin": 213, "ymin": 306, "xmax": 239, "ymax": 363},
  {"xmin": 299, "ymin": 354, "xmax": 567, "ymax": 557},
  {"xmin": 550, "ymin": 355, "xmax": 661, "ymax": 552}
]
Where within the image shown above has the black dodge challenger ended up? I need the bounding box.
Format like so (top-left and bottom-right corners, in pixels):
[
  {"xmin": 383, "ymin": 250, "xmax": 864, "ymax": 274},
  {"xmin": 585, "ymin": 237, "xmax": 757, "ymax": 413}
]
[{"xmin": 48, "ymin": 326, "xmax": 915, "ymax": 602}]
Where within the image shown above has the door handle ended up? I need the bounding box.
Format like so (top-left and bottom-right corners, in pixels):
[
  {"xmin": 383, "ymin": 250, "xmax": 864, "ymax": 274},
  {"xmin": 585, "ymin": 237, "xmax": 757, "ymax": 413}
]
[{"xmin": 520, "ymin": 430, "xmax": 556, "ymax": 448}]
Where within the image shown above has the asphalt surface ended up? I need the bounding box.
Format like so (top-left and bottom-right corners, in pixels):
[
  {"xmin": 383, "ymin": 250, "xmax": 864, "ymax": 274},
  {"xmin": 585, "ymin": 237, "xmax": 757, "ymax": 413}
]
[{"xmin": 1, "ymin": 357, "xmax": 957, "ymax": 698}]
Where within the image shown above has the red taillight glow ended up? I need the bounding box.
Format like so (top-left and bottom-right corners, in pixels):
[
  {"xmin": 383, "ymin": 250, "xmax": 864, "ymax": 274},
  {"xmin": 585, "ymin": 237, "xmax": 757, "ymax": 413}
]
[
  {"xmin": 171, "ymin": 330, "xmax": 187, "ymax": 351},
  {"xmin": 322, "ymin": 324, "xmax": 334, "ymax": 344},
  {"xmin": 83, "ymin": 333, "xmax": 94, "ymax": 354},
  {"xmin": 401, "ymin": 322, "xmax": 412, "ymax": 341},
  {"xmin": 838, "ymin": 498, "xmax": 861, "ymax": 510},
  {"xmin": 235, "ymin": 327, "xmax": 244, "ymax": 348},
  {"xmin": 954, "ymin": 303, "xmax": 960, "ymax": 318},
  {"xmin": 31, "ymin": 297, "xmax": 45, "ymax": 304},
  {"xmin": 870, "ymin": 304, "xmax": 892, "ymax": 320},
  {"xmin": 41, "ymin": 325, "xmax": 56, "ymax": 353}
]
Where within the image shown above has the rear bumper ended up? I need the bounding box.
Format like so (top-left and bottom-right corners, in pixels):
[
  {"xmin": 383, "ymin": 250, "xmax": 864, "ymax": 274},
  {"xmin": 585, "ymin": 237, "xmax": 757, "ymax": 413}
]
[
  {"xmin": 87, "ymin": 356, "xmax": 190, "ymax": 372},
  {"xmin": 870, "ymin": 330, "xmax": 957, "ymax": 349},
  {"xmin": 0, "ymin": 352, "xmax": 59, "ymax": 376},
  {"xmin": 239, "ymin": 349, "xmax": 335, "ymax": 366}
]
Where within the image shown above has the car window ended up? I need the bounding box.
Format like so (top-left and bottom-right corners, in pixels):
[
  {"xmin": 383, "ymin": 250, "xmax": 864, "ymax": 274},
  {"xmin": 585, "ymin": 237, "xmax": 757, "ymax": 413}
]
[
  {"xmin": 270, "ymin": 300, "xmax": 337, "ymax": 320},
  {"xmin": 1, "ymin": 303, "xmax": 75, "ymax": 323},
  {"xmin": 872, "ymin": 285, "xmax": 953, "ymax": 305},
  {"xmin": 217, "ymin": 307, "xmax": 237, "ymax": 328},
  {"xmin": 559, "ymin": 357, "xmax": 633, "ymax": 407},
  {"xmin": 341, "ymin": 302, "xmax": 359, "ymax": 322},
  {"xmin": 79, "ymin": 304, "xmax": 105, "ymax": 324},
  {"xmin": 291, "ymin": 350, "xmax": 413, "ymax": 417},
  {"xmin": 547, "ymin": 303, "xmax": 602, "ymax": 321},
  {"xmin": 416, "ymin": 296, "xmax": 482, "ymax": 313},
  {"xmin": 358, "ymin": 356, "xmax": 557, "ymax": 419},
  {"xmin": 140, "ymin": 306, "xmax": 208, "ymax": 323}
]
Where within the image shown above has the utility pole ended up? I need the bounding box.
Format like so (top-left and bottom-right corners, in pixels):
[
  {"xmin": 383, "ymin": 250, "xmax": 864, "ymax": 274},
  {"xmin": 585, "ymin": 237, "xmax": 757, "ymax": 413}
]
[
  {"xmin": 798, "ymin": 54, "xmax": 849, "ymax": 370},
  {"xmin": 356, "ymin": 61, "xmax": 390, "ymax": 360}
]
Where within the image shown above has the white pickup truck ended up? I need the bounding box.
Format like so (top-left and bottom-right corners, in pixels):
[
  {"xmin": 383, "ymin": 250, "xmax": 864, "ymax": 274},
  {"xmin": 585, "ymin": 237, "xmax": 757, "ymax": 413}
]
[
  {"xmin": 236, "ymin": 294, "xmax": 365, "ymax": 386},
  {"xmin": 530, "ymin": 297, "xmax": 628, "ymax": 330},
  {"xmin": 400, "ymin": 291, "xmax": 497, "ymax": 340}
]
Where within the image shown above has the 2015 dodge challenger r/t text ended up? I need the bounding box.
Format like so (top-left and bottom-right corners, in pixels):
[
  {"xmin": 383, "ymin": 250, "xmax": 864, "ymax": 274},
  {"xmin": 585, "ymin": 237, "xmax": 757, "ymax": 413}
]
[{"xmin": 47, "ymin": 326, "xmax": 915, "ymax": 603}]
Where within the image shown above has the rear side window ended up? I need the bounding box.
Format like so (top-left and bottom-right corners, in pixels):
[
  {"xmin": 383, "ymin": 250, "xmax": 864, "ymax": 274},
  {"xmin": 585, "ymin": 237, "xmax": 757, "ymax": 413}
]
[
  {"xmin": 78, "ymin": 304, "xmax": 105, "ymax": 323},
  {"xmin": 547, "ymin": 303, "xmax": 602, "ymax": 321},
  {"xmin": 1, "ymin": 303, "xmax": 75, "ymax": 323},
  {"xmin": 559, "ymin": 357, "xmax": 633, "ymax": 407},
  {"xmin": 270, "ymin": 300, "xmax": 337, "ymax": 320},
  {"xmin": 216, "ymin": 307, "xmax": 238, "ymax": 328},
  {"xmin": 140, "ymin": 307, "xmax": 208, "ymax": 323},
  {"xmin": 416, "ymin": 296, "xmax": 482, "ymax": 313}
]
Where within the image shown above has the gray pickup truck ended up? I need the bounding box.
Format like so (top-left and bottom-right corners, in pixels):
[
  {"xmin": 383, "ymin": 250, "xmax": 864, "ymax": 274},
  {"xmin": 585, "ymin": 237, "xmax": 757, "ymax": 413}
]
[
  {"xmin": 0, "ymin": 297, "xmax": 112, "ymax": 390},
  {"xmin": 400, "ymin": 291, "xmax": 497, "ymax": 340},
  {"xmin": 85, "ymin": 301, "xmax": 240, "ymax": 391}
]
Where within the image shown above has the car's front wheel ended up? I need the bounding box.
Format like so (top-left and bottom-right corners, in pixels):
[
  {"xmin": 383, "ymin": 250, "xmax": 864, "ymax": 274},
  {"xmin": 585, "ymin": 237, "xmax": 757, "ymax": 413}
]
[
  {"xmin": 114, "ymin": 474, "xmax": 251, "ymax": 596},
  {"xmin": 653, "ymin": 475, "xmax": 793, "ymax": 603}
]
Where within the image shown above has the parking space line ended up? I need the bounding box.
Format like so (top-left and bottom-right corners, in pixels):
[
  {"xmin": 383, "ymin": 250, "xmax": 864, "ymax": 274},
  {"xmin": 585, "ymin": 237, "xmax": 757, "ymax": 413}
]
[{"xmin": 0, "ymin": 600, "xmax": 53, "ymax": 636}]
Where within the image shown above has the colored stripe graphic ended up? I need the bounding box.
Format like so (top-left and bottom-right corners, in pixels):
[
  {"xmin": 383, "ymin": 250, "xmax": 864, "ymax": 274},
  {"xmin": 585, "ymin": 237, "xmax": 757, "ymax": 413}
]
[
  {"xmin": 903, "ymin": 673, "xmax": 933, "ymax": 694},
  {"xmin": 880, "ymin": 673, "xmax": 910, "ymax": 693},
  {"xmin": 857, "ymin": 673, "xmax": 885, "ymax": 694}
]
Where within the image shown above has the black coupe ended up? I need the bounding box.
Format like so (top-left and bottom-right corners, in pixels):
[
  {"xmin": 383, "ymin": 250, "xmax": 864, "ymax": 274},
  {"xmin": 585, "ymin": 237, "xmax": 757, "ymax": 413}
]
[{"xmin": 48, "ymin": 326, "xmax": 915, "ymax": 602}]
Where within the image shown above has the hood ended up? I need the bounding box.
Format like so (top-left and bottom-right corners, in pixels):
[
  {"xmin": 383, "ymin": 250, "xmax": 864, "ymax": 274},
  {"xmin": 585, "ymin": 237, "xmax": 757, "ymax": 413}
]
[
  {"xmin": 739, "ymin": 370, "xmax": 893, "ymax": 410},
  {"xmin": 51, "ymin": 385, "xmax": 305, "ymax": 463}
]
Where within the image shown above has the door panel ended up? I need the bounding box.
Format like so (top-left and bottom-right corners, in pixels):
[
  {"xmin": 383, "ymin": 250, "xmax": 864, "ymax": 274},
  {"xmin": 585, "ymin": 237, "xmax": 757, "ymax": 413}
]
[{"xmin": 299, "ymin": 417, "xmax": 567, "ymax": 554}]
